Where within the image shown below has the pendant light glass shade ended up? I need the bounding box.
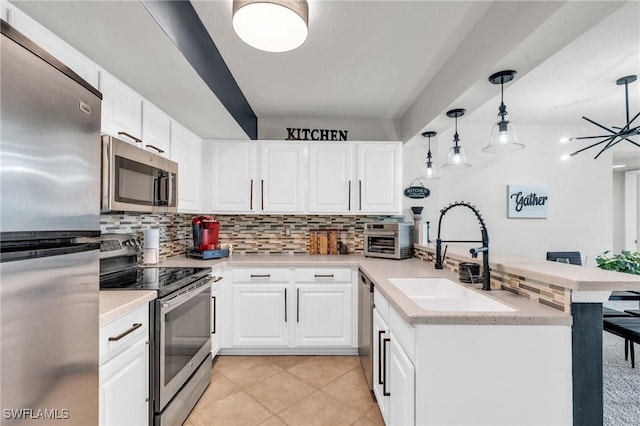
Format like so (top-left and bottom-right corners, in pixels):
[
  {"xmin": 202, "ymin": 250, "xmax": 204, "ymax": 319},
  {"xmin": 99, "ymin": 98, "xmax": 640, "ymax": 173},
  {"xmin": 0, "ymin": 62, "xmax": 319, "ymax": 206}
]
[
  {"xmin": 442, "ymin": 109, "xmax": 472, "ymax": 169},
  {"xmin": 483, "ymin": 70, "xmax": 525, "ymax": 153},
  {"xmin": 421, "ymin": 131, "xmax": 441, "ymax": 179},
  {"xmin": 443, "ymin": 145, "xmax": 471, "ymax": 169},
  {"xmin": 232, "ymin": 0, "xmax": 309, "ymax": 53}
]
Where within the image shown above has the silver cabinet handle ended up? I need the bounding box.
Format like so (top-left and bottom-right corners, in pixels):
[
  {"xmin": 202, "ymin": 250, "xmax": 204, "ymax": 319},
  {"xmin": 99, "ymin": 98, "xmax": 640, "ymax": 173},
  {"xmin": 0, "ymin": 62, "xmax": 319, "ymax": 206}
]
[
  {"xmin": 261, "ymin": 179, "xmax": 265, "ymax": 210},
  {"xmin": 314, "ymin": 274, "xmax": 334, "ymax": 278},
  {"xmin": 296, "ymin": 288, "xmax": 300, "ymax": 323},
  {"xmin": 348, "ymin": 180, "xmax": 352, "ymax": 211},
  {"xmin": 118, "ymin": 131, "xmax": 142, "ymax": 144},
  {"xmin": 250, "ymin": 274, "xmax": 271, "ymax": 278},
  {"xmin": 211, "ymin": 276, "xmax": 223, "ymax": 283},
  {"xmin": 359, "ymin": 180, "xmax": 362, "ymax": 210},
  {"xmin": 146, "ymin": 144, "xmax": 165, "ymax": 154},
  {"xmin": 108, "ymin": 323, "xmax": 142, "ymax": 341}
]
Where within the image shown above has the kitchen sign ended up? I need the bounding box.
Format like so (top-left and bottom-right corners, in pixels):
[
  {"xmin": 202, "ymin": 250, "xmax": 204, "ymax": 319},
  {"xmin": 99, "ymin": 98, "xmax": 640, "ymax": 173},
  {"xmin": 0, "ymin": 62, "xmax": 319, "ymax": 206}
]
[
  {"xmin": 404, "ymin": 178, "xmax": 430, "ymax": 199},
  {"xmin": 507, "ymin": 185, "xmax": 549, "ymax": 218},
  {"xmin": 286, "ymin": 127, "xmax": 348, "ymax": 141}
]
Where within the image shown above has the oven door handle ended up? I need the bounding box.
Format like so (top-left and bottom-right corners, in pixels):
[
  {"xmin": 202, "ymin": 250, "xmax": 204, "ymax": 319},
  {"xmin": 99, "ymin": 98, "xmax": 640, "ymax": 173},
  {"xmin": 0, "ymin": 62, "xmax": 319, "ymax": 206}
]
[
  {"xmin": 365, "ymin": 231, "xmax": 397, "ymax": 237},
  {"xmin": 160, "ymin": 278, "xmax": 211, "ymax": 312}
]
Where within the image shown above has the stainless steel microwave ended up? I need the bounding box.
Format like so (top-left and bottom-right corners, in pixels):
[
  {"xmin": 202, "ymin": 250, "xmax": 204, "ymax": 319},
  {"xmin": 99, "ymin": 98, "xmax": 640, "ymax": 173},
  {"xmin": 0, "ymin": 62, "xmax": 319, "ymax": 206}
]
[{"xmin": 101, "ymin": 135, "xmax": 178, "ymax": 213}]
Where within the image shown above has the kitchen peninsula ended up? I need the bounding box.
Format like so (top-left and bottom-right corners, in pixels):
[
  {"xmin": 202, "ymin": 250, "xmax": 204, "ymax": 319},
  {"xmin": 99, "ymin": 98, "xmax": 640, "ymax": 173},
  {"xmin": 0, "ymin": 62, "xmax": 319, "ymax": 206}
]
[{"xmin": 139, "ymin": 245, "xmax": 639, "ymax": 426}]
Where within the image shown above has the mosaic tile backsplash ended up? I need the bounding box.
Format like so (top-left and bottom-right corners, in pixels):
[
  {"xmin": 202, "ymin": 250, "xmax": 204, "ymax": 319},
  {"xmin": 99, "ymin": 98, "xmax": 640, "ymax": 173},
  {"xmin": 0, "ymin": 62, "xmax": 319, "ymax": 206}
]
[
  {"xmin": 100, "ymin": 213, "xmax": 396, "ymax": 258},
  {"xmin": 413, "ymin": 246, "xmax": 570, "ymax": 313}
]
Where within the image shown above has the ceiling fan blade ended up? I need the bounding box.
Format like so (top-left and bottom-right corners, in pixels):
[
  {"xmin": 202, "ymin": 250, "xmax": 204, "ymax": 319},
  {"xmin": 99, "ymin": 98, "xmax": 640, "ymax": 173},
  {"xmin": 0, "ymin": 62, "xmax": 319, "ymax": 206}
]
[
  {"xmin": 570, "ymin": 136, "xmax": 615, "ymax": 157},
  {"xmin": 582, "ymin": 116, "xmax": 617, "ymax": 135}
]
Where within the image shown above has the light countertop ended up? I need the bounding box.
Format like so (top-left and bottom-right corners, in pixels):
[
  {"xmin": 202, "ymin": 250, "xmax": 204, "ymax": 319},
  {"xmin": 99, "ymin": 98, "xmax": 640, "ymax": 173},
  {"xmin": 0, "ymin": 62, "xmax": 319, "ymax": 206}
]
[
  {"xmin": 99, "ymin": 290, "xmax": 156, "ymax": 326},
  {"xmin": 157, "ymin": 253, "xmax": 573, "ymax": 326},
  {"xmin": 414, "ymin": 244, "xmax": 640, "ymax": 292}
]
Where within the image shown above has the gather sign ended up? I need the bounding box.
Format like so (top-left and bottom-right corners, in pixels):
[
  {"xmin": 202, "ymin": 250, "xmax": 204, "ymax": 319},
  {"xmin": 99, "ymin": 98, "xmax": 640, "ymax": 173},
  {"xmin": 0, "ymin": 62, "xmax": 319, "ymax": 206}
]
[{"xmin": 507, "ymin": 185, "xmax": 549, "ymax": 218}]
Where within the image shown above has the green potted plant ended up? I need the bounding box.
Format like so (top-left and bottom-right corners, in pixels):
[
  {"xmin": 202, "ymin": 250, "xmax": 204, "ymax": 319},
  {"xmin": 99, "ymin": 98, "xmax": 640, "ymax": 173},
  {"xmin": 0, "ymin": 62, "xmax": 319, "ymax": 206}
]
[{"xmin": 595, "ymin": 250, "xmax": 640, "ymax": 275}]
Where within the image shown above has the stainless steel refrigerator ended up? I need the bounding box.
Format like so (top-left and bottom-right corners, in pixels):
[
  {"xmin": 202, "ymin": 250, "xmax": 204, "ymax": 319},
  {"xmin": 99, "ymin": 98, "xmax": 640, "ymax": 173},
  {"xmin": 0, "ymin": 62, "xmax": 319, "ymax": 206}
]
[{"xmin": 0, "ymin": 20, "xmax": 101, "ymax": 425}]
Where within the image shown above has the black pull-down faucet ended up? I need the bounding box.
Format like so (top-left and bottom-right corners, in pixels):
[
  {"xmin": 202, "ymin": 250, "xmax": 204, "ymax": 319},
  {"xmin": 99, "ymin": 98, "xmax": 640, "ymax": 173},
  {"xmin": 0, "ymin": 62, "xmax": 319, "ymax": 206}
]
[{"xmin": 435, "ymin": 201, "xmax": 491, "ymax": 291}]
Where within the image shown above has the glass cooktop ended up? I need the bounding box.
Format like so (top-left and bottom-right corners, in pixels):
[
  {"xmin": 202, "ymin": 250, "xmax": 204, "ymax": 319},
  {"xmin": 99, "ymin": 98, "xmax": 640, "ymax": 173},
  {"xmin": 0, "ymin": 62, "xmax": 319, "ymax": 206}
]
[{"xmin": 100, "ymin": 267, "xmax": 211, "ymax": 297}]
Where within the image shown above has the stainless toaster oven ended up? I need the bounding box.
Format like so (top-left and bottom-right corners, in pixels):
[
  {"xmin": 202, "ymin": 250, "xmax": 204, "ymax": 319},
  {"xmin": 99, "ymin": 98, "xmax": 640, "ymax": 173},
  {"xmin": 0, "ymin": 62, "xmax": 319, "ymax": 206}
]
[{"xmin": 363, "ymin": 222, "xmax": 414, "ymax": 259}]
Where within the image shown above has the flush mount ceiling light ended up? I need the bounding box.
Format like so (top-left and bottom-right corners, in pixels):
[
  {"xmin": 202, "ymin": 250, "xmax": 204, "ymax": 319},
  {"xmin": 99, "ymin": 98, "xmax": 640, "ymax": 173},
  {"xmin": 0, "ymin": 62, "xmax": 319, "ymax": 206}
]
[
  {"xmin": 232, "ymin": 0, "xmax": 309, "ymax": 53},
  {"xmin": 442, "ymin": 109, "xmax": 471, "ymax": 169},
  {"xmin": 421, "ymin": 131, "xmax": 441, "ymax": 179},
  {"xmin": 483, "ymin": 70, "xmax": 525, "ymax": 153},
  {"xmin": 569, "ymin": 75, "xmax": 640, "ymax": 159}
]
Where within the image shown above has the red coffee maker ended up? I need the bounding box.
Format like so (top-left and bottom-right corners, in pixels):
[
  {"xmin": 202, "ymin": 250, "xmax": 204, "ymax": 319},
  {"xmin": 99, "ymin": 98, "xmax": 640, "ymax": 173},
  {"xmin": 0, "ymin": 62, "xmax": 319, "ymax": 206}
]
[{"xmin": 192, "ymin": 216, "xmax": 220, "ymax": 251}]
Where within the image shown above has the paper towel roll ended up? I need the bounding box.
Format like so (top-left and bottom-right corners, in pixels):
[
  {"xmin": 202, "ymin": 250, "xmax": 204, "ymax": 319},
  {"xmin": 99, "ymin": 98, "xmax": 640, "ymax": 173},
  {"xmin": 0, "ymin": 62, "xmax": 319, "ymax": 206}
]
[{"xmin": 144, "ymin": 228, "xmax": 160, "ymax": 264}]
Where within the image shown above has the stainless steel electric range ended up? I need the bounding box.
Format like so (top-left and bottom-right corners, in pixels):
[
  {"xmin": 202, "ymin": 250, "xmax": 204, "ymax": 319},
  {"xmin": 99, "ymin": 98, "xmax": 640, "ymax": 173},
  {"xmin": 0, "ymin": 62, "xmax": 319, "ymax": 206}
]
[{"xmin": 99, "ymin": 233, "xmax": 213, "ymax": 426}]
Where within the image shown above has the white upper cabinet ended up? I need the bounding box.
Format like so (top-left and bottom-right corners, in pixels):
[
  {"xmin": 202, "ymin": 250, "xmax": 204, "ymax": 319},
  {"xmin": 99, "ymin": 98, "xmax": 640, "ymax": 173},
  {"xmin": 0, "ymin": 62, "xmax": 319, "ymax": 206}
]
[
  {"xmin": 142, "ymin": 101, "xmax": 171, "ymax": 158},
  {"xmin": 6, "ymin": 4, "xmax": 100, "ymax": 89},
  {"xmin": 209, "ymin": 141, "xmax": 257, "ymax": 213},
  {"xmin": 308, "ymin": 143, "xmax": 354, "ymax": 213},
  {"xmin": 260, "ymin": 141, "xmax": 307, "ymax": 213},
  {"xmin": 356, "ymin": 142, "xmax": 402, "ymax": 214},
  {"xmin": 99, "ymin": 70, "xmax": 143, "ymax": 144},
  {"xmin": 171, "ymin": 122, "xmax": 202, "ymax": 212}
]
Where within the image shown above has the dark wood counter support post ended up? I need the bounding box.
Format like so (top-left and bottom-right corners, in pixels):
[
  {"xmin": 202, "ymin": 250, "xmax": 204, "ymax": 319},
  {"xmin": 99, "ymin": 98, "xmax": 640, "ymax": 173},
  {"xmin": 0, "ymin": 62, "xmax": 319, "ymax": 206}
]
[{"xmin": 571, "ymin": 302, "xmax": 603, "ymax": 426}]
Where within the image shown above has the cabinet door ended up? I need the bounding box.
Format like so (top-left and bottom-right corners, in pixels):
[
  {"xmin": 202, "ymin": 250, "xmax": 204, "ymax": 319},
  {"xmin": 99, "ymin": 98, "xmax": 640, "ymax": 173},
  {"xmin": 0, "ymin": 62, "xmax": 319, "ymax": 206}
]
[
  {"xmin": 308, "ymin": 143, "xmax": 353, "ymax": 213},
  {"xmin": 373, "ymin": 310, "xmax": 390, "ymax": 423},
  {"xmin": 389, "ymin": 336, "xmax": 415, "ymax": 426},
  {"xmin": 171, "ymin": 122, "xmax": 202, "ymax": 212},
  {"xmin": 99, "ymin": 338, "xmax": 148, "ymax": 426},
  {"xmin": 260, "ymin": 142, "xmax": 306, "ymax": 213},
  {"xmin": 210, "ymin": 142, "xmax": 256, "ymax": 212},
  {"xmin": 142, "ymin": 101, "xmax": 171, "ymax": 158},
  {"xmin": 211, "ymin": 279, "xmax": 222, "ymax": 357},
  {"xmin": 295, "ymin": 284, "xmax": 352, "ymax": 347},
  {"xmin": 8, "ymin": 5, "xmax": 100, "ymax": 88},
  {"xmin": 356, "ymin": 142, "xmax": 402, "ymax": 213},
  {"xmin": 99, "ymin": 71, "xmax": 143, "ymax": 142},
  {"xmin": 232, "ymin": 284, "xmax": 290, "ymax": 346}
]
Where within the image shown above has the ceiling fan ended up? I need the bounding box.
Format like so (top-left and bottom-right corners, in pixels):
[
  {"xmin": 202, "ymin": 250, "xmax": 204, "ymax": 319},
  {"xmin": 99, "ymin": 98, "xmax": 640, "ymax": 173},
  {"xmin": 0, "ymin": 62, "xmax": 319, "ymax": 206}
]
[{"xmin": 569, "ymin": 75, "xmax": 640, "ymax": 159}]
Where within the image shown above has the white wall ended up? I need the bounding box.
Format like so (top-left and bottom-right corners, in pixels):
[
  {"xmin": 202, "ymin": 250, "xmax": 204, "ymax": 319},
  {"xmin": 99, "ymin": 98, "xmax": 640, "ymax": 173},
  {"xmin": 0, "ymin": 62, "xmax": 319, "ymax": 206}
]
[
  {"xmin": 404, "ymin": 122, "xmax": 613, "ymax": 265},
  {"xmin": 612, "ymin": 172, "xmax": 625, "ymax": 253}
]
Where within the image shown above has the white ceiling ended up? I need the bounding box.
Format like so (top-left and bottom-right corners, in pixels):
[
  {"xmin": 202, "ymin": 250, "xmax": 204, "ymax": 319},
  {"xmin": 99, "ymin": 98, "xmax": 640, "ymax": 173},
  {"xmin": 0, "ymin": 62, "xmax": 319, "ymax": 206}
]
[{"xmin": 12, "ymin": 0, "xmax": 640, "ymax": 149}]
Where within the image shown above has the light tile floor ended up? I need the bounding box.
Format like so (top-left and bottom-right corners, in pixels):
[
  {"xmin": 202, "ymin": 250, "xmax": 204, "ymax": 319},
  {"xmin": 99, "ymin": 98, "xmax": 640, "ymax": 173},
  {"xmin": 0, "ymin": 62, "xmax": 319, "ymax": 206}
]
[{"xmin": 185, "ymin": 355, "xmax": 384, "ymax": 426}]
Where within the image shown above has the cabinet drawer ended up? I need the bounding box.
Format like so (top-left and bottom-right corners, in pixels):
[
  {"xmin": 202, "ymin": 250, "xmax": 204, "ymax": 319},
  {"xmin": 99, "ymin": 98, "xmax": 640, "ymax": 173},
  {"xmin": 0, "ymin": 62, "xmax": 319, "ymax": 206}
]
[
  {"xmin": 295, "ymin": 268, "xmax": 353, "ymax": 283},
  {"xmin": 232, "ymin": 268, "xmax": 290, "ymax": 283},
  {"xmin": 374, "ymin": 288, "xmax": 390, "ymax": 323},
  {"xmin": 100, "ymin": 304, "xmax": 149, "ymax": 365},
  {"xmin": 389, "ymin": 304, "xmax": 415, "ymax": 363}
]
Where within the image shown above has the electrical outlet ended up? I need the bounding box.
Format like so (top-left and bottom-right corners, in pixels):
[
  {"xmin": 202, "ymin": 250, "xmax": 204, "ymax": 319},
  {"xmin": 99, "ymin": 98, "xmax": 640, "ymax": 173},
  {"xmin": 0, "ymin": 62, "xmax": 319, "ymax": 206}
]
[
  {"xmin": 283, "ymin": 225, "xmax": 291, "ymax": 237},
  {"xmin": 220, "ymin": 243, "xmax": 233, "ymax": 254}
]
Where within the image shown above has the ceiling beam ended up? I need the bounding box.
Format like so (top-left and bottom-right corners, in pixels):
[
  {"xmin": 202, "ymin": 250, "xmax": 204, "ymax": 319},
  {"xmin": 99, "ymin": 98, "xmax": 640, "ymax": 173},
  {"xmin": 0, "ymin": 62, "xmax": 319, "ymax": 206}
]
[{"xmin": 141, "ymin": 0, "xmax": 257, "ymax": 139}]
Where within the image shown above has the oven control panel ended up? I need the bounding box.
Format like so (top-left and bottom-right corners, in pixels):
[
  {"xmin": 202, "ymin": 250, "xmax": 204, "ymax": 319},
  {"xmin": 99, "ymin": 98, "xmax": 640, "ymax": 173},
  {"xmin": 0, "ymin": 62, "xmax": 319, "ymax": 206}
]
[{"xmin": 99, "ymin": 233, "xmax": 142, "ymax": 258}]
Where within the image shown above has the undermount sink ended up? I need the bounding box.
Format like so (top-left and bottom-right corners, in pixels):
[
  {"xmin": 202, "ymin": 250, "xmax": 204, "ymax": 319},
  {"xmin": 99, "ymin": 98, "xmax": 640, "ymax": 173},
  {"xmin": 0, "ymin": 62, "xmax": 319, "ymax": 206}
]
[{"xmin": 388, "ymin": 278, "xmax": 515, "ymax": 312}]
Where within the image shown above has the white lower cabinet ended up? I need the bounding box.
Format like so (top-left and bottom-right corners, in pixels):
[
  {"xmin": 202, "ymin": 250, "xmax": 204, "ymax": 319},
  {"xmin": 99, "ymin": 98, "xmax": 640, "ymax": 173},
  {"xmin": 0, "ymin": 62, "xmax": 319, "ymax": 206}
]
[
  {"xmin": 389, "ymin": 336, "xmax": 415, "ymax": 426},
  {"xmin": 232, "ymin": 283, "xmax": 290, "ymax": 346},
  {"xmin": 372, "ymin": 310, "xmax": 390, "ymax": 423},
  {"xmin": 229, "ymin": 267, "xmax": 356, "ymax": 350},
  {"xmin": 374, "ymin": 305, "xmax": 414, "ymax": 426},
  {"xmin": 295, "ymin": 283, "xmax": 352, "ymax": 346},
  {"xmin": 99, "ymin": 304, "xmax": 149, "ymax": 426}
]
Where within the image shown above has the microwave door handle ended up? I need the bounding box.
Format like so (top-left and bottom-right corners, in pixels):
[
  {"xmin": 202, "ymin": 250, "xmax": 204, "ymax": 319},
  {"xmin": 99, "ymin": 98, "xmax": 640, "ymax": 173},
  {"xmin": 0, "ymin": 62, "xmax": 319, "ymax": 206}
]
[{"xmin": 153, "ymin": 176, "xmax": 159, "ymax": 206}]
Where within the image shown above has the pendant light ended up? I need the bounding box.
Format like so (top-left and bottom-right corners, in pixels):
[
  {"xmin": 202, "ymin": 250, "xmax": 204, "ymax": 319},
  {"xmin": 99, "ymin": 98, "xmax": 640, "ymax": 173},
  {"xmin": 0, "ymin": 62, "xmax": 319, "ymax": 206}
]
[
  {"xmin": 421, "ymin": 131, "xmax": 441, "ymax": 179},
  {"xmin": 232, "ymin": 0, "xmax": 309, "ymax": 53},
  {"xmin": 483, "ymin": 70, "xmax": 525, "ymax": 153},
  {"xmin": 442, "ymin": 109, "xmax": 471, "ymax": 169}
]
